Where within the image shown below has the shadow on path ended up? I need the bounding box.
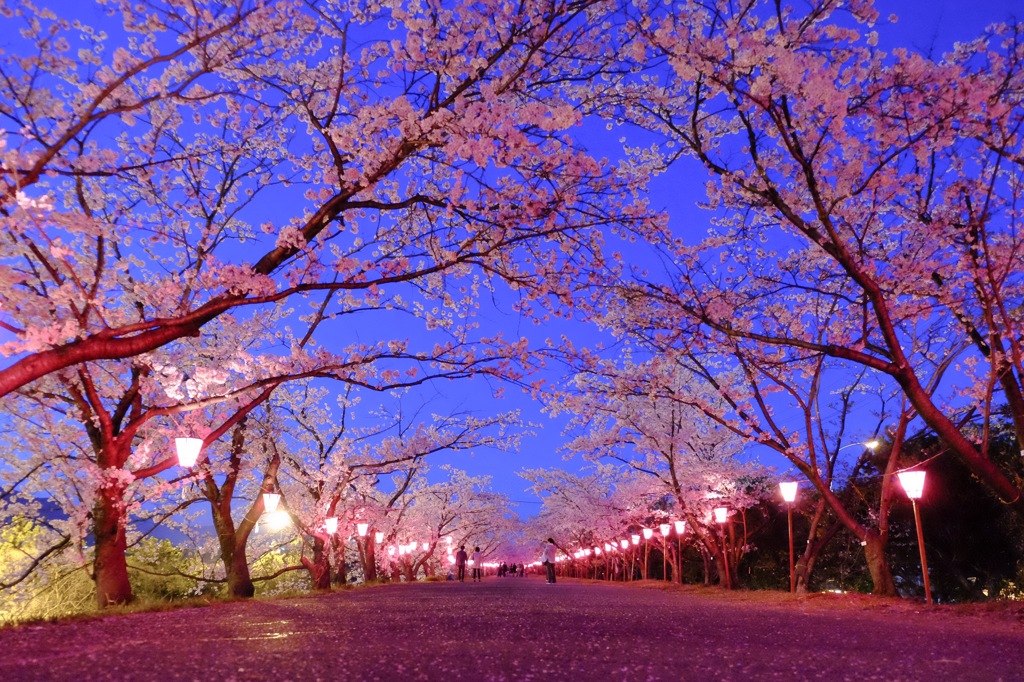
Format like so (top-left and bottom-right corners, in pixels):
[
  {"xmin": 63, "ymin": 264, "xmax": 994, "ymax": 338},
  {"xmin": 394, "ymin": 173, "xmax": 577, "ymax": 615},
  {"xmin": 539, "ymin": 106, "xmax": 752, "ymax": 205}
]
[{"xmin": 1, "ymin": 577, "xmax": 1021, "ymax": 681}]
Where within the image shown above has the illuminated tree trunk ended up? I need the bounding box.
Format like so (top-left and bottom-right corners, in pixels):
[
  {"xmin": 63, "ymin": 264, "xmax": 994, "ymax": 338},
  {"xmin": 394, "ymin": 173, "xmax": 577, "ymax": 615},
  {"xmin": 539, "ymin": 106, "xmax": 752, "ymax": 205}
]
[
  {"xmin": 303, "ymin": 537, "xmax": 332, "ymax": 591},
  {"xmin": 92, "ymin": 480, "xmax": 132, "ymax": 607},
  {"xmin": 210, "ymin": 505, "xmax": 255, "ymax": 598}
]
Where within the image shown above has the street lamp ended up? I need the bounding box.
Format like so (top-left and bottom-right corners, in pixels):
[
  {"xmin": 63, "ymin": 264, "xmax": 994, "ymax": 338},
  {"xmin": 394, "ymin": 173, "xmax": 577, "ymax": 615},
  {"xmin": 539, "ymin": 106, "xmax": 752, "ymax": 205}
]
[
  {"xmin": 714, "ymin": 507, "xmax": 731, "ymax": 589},
  {"xmin": 375, "ymin": 531, "xmax": 385, "ymax": 544},
  {"xmin": 262, "ymin": 492, "xmax": 281, "ymax": 513},
  {"xmin": 659, "ymin": 523, "xmax": 671, "ymax": 581},
  {"xmin": 674, "ymin": 520, "xmax": 686, "ymax": 584},
  {"xmin": 780, "ymin": 481, "xmax": 798, "ymax": 593},
  {"xmin": 174, "ymin": 437, "xmax": 203, "ymax": 467},
  {"xmin": 898, "ymin": 469, "xmax": 932, "ymax": 605},
  {"xmin": 324, "ymin": 517, "xmax": 338, "ymax": 534},
  {"xmin": 356, "ymin": 522, "xmax": 369, "ymax": 537}
]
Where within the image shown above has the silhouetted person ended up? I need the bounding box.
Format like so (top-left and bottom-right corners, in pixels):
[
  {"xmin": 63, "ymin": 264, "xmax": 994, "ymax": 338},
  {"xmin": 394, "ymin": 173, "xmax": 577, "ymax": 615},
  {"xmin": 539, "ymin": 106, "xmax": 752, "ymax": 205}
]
[{"xmin": 456, "ymin": 545, "xmax": 468, "ymax": 582}]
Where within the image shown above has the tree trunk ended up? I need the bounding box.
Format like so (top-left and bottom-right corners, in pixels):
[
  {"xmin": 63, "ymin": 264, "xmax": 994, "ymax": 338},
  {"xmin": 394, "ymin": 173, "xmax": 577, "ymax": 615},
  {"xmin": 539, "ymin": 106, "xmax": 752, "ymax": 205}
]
[
  {"xmin": 303, "ymin": 538, "xmax": 332, "ymax": 591},
  {"xmin": 210, "ymin": 502, "xmax": 256, "ymax": 598},
  {"xmin": 93, "ymin": 483, "xmax": 132, "ymax": 607},
  {"xmin": 863, "ymin": 532, "xmax": 897, "ymax": 596}
]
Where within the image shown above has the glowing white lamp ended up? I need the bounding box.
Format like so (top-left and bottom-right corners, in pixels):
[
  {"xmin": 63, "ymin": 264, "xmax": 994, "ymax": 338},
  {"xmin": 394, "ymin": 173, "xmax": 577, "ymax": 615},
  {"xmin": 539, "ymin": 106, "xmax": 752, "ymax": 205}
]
[
  {"xmin": 175, "ymin": 437, "xmax": 203, "ymax": 467},
  {"xmin": 265, "ymin": 510, "xmax": 290, "ymax": 531},
  {"xmin": 780, "ymin": 481, "xmax": 798, "ymax": 503},
  {"xmin": 357, "ymin": 522, "xmax": 369, "ymax": 537},
  {"xmin": 620, "ymin": 539, "xmax": 629, "ymax": 549},
  {"xmin": 262, "ymin": 493, "xmax": 281, "ymax": 513},
  {"xmin": 642, "ymin": 528, "xmax": 654, "ymax": 540},
  {"xmin": 422, "ymin": 542, "xmax": 430, "ymax": 551},
  {"xmin": 714, "ymin": 507, "xmax": 729, "ymax": 523},
  {"xmin": 659, "ymin": 523, "xmax": 671, "ymax": 536},
  {"xmin": 448, "ymin": 554, "xmax": 456, "ymax": 564},
  {"xmin": 324, "ymin": 517, "xmax": 338, "ymax": 534},
  {"xmin": 387, "ymin": 546, "xmax": 396, "ymax": 556},
  {"xmin": 447, "ymin": 536, "xmax": 453, "ymax": 545},
  {"xmin": 631, "ymin": 534, "xmax": 640, "ymax": 545},
  {"xmin": 898, "ymin": 470, "xmax": 926, "ymax": 499},
  {"xmin": 604, "ymin": 543, "xmax": 612, "ymax": 552},
  {"xmin": 375, "ymin": 531, "xmax": 385, "ymax": 543},
  {"xmin": 595, "ymin": 547, "xmax": 602, "ymax": 555},
  {"xmin": 674, "ymin": 520, "xmax": 686, "ymax": 534}
]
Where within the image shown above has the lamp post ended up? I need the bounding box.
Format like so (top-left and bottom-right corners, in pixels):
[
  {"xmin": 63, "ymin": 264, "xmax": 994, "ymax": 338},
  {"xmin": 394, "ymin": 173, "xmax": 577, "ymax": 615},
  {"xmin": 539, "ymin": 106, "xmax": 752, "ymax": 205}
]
[
  {"xmin": 714, "ymin": 507, "xmax": 731, "ymax": 589},
  {"xmin": 659, "ymin": 523, "xmax": 671, "ymax": 580},
  {"xmin": 780, "ymin": 481, "xmax": 798, "ymax": 593},
  {"xmin": 631, "ymin": 534, "xmax": 640, "ymax": 581},
  {"xmin": 674, "ymin": 520, "xmax": 685, "ymax": 584},
  {"xmin": 898, "ymin": 470, "xmax": 932, "ymax": 605},
  {"xmin": 642, "ymin": 528, "xmax": 653, "ymax": 580}
]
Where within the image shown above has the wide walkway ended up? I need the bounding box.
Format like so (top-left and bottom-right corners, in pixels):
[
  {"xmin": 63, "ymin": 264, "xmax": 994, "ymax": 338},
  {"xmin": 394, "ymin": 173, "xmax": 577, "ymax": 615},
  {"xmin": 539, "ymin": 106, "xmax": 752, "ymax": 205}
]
[{"xmin": 2, "ymin": 577, "xmax": 1022, "ymax": 681}]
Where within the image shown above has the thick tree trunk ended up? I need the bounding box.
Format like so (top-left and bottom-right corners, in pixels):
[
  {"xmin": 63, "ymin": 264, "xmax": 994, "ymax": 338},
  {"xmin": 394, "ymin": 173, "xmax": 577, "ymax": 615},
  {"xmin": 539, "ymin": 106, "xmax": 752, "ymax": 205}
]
[
  {"xmin": 93, "ymin": 484, "xmax": 132, "ymax": 607},
  {"xmin": 863, "ymin": 532, "xmax": 897, "ymax": 596},
  {"xmin": 304, "ymin": 538, "xmax": 332, "ymax": 591},
  {"xmin": 210, "ymin": 503, "xmax": 256, "ymax": 598}
]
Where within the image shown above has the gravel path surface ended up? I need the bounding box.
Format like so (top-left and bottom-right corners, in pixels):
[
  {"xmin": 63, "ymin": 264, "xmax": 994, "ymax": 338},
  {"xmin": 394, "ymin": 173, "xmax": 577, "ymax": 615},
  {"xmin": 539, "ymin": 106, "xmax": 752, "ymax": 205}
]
[{"xmin": 2, "ymin": 578, "xmax": 1022, "ymax": 681}]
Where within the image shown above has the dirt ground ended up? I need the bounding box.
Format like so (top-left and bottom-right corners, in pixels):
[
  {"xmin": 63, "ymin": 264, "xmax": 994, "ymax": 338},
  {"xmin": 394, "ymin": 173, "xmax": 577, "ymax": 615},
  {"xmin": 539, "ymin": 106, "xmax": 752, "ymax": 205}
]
[{"xmin": 2, "ymin": 577, "xmax": 1022, "ymax": 681}]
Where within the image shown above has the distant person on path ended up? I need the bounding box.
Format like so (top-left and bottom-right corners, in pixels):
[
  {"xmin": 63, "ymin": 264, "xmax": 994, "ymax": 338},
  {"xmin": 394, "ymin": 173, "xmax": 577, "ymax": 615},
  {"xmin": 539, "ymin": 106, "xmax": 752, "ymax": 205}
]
[
  {"xmin": 471, "ymin": 547, "xmax": 483, "ymax": 581},
  {"xmin": 519, "ymin": 562, "xmax": 525, "ymax": 577},
  {"xmin": 541, "ymin": 538, "xmax": 557, "ymax": 584},
  {"xmin": 456, "ymin": 545, "xmax": 468, "ymax": 582}
]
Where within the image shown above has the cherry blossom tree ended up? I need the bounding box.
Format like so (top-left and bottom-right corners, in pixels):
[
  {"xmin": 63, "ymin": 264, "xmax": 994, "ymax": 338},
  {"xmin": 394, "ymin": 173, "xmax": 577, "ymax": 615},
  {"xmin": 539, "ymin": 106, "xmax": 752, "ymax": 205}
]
[
  {"xmin": 1, "ymin": 0, "xmax": 656, "ymax": 607},
  {"xmin": 547, "ymin": 358, "xmax": 771, "ymax": 586},
  {"xmin": 0, "ymin": 0, "xmax": 653, "ymax": 397},
  {"xmin": 600, "ymin": 1, "xmax": 1024, "ymax": 515}
]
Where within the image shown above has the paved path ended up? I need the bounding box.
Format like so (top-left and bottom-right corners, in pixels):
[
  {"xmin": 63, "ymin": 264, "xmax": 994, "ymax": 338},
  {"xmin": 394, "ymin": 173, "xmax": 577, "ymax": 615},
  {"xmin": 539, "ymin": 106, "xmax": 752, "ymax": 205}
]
[{"xmin": 2, "ymin": 578, "xmax": 1022, "ymax": 681}]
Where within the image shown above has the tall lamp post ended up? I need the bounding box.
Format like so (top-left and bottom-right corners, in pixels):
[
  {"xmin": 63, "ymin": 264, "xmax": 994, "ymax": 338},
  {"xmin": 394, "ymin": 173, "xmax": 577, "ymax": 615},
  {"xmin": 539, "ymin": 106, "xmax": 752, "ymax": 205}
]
[
  {"xmin": 714, "ymin": 507, "xmax": 731, "ymax": 589},
  {"xmin": 898, "ymin": 470, "xmax": 932, "ymax": 605},
  {"xmin": 674, "ymin": 520, "xmax": 686, "ymax": 584},
  {"xmin": 779, "ymin": 481, "xmax": 798, "ymax": 593},
  {"xmin": 642, "ymin": 527, "xmax": 653, "ymax": 580},
  {"xmin": 659, "ymin": 523, "xmax": 671, "ymax": 581},
  {"xmin": 626, "ymin": 532, "xmax": 634, "ymax": 577}
]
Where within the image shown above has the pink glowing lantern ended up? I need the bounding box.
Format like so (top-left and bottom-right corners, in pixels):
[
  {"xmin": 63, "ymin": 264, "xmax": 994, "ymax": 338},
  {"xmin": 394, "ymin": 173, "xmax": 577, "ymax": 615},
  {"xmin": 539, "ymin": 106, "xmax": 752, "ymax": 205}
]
[
  {"xmin": 631, "ymin": 534, "xmax": 640, "ymax": 545},
  {"xmin": 175, "ymin": 437, "xmax": 203, "ymax": 467},
  {"xmin": 375, "ymin": 531, "xmax": 385, "ymax": 543},
  {"xmin": 422, "ymin": 542, "xmax": 430, "ymax": 551},
  {"xmin": 642, "ymin": 528, "xmax": 653, "ymax": 540},
  {"xmin": 620, "ymin": 539, "xmax": 629, "ymax": 549},
  {"xmin": 780, "ymin": 481, "xmax": 798, "ymax": 503},
  {"xmin": 324, "ymin": 517, "xmax": 338, "ymax": 534},
  {"xmin": 595, "ymin": 547, "xmax": 602, "ymax": 555},
  {"xmin": 448, "ymin": 554, "xmax": 456, "ymax": 564},
  {"xmin": 674, "ymin": 520, "xmax": 686, "ymax": 534},
  {"xmin": 356, "ymin": 522, "xmax": 369, "ymax": 537},
  {"xmin": 659, "ymin": 523, "xmax": 671, "ymax": 536},
  {"xmin": 714, "ymin": 507, "xmax": 729, "ymax": 524}
]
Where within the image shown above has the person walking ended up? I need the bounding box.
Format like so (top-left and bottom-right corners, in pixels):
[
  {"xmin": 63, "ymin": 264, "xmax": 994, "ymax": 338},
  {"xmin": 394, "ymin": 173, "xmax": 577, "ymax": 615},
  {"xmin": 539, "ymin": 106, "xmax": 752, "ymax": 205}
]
[
  {"xmin": 541, "ymin": 538, "xmax": 557, "ymax": 584},
  {"xmin": 456, "ymin": 545, "xmax": 468, "ymax": 582},
  {"xmin": 471, "ymin": 547, "xmax": 483, "ymax": 582}
]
